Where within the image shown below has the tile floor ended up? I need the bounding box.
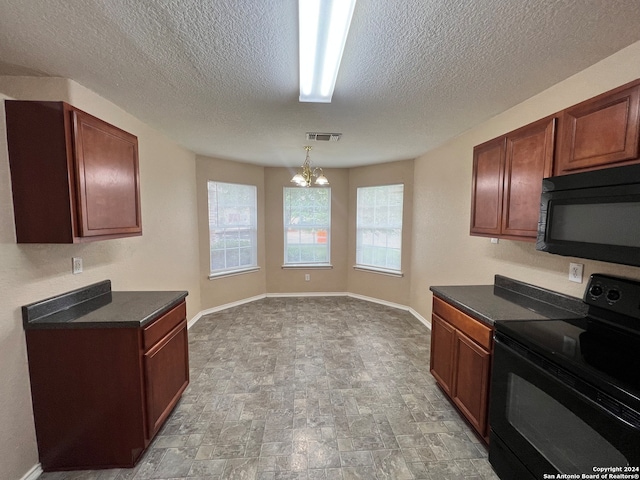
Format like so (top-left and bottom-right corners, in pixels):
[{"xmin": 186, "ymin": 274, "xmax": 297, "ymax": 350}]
[{"xmin": 38, "ymin": 297, "xmax": 500, "ymax": 480}]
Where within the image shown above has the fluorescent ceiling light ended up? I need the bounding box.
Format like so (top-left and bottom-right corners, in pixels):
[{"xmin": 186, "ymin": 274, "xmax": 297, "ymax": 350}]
[{"xmin": 299, "ymin": 0, "xmax": 357, "ymax": 103}]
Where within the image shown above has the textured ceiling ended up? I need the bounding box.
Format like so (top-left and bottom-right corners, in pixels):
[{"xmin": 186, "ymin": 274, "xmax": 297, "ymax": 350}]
[{"xmin": 1, "ymin": 0, "xmax": 640, "ymax": 168}]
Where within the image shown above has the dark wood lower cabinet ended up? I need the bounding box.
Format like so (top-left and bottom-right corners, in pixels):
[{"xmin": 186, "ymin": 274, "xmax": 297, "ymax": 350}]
[
  {"xmin": 25, "ymin": 301, "xmax": 189, "ymax": 471},
  {"xmin": 144, "ymin": 320, "xmax": 189, "ymax": 439},
  {"xmin": 452, "ymin": 330, "xmax": 491, "ymax": 436},
  {"xmin": 430, "ymin": 313, "xmax": 456, "ymax": 396},
  {"xmin": 430, "ymin": 296, "xmax": 492, "ymax": 441}
]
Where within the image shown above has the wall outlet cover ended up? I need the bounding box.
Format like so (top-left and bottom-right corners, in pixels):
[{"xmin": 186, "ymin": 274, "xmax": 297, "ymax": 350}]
[
  {"xmin": 72, "ymin": 257, "xmax": 83, "ymax": 275},
  {"xmin": 569, "ymin": 262, "xmax": 583, "ymax": 283}
]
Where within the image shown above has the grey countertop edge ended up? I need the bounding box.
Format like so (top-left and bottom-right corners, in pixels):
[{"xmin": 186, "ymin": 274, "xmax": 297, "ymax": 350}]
[
  {"xmin": 430, "ymin": 286, "xmax": 496, "ymax": 326},
  {"xmin": 23, "ymin": 289, "xmax": 189, "ymax": 330},
  {"xmin": 430, "ymin": 275, "xmax": 587, "ymax": 327},
  {"xmin": 132, "ymin": 292, "xmax": 189, "ymax": 329}
]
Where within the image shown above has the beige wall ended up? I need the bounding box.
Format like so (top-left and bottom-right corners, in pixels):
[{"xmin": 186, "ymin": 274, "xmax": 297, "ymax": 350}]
[
  {"xmin": 347, "ymin": 160, "xmax": 414, "ymax": 306},
  {"xmin": 5, "ymin": 38, "xmax": 640, "ymax": 480},
  {"xmin": 410, "ymin": 40, "xmax": 640, "ymax": 322},
  {"xmin": 265, "ymin": 167, "xmax": 349, "ymax": 294},
  {"xmin": 196, "ymin": 155, "xmax": 267, "ymax": 307},
  {"xmin": 196, "ymin": 159, "xmax": 413, "ymax": 305},
  {"xmin": 0, "ymin": 77, "xmax": 200, "ymax": 480}
]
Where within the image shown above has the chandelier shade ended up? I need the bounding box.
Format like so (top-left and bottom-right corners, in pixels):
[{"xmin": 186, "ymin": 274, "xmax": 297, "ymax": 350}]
[{"xmin": 290, "ymin": 146, "xmax": 329, "ymax": 187}]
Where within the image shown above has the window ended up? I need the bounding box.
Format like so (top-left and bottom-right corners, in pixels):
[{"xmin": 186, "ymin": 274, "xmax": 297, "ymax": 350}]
[
  {"xmin": 283, "ymin": 187, "xmax": 331, "ymax": 265},
  {"xmin": 356, "ymin": 184, "xmax": 404, "ymax": 272},
  {"xmin": 207, "ymin": 181, "xmax": 257, "ymax": 276}
]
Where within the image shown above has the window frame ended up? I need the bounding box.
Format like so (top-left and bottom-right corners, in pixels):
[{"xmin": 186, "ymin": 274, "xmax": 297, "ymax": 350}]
[
  {"xmin": 283, "ymin": 187, "xmax": 332, "ymax": 267},
  {"xmin": 355, "ymin": 183, "xmax": 404, "ymax": 275},
  {"xmin": 207, "ymin": 181, "xmax": 259, "ymax": 279}
]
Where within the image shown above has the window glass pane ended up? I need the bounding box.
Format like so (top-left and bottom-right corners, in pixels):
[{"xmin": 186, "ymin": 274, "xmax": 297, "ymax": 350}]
[
  {"xmin": 283, "ymin": 188, "xmax": 331, "ymax": 265},
  {"xmin": 356, "ymin": 184, "xmax": 404, "ymax": 271},
  {"xmin": 208, "ymin": 181, "xmax": 257, "ymax": 274}
]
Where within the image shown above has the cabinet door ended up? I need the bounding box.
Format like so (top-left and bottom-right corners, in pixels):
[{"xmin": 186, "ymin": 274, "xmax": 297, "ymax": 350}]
[
  {"xmin": 501, "ymin": 117, "xmax": 555, "ymax": 238},
  {"xmin": 555, "ymin": 81, "xmax": 640, "ymax": 175},
  {"xmin": 470, "ymin": 137, "xmax": 505, "ymax": 236},
  {"xmin": 452, "ymin": 330, "xmax": 491, "ymax": 436},
  {"xmin": 143, "ymin": 320, "xmax": 189, "ymax": 439},
  {"xmin": 430, "ymin": 313, "xmax": 456, "ymax": 396},
  {"xmin": 72, "ymin": 109, "xmax": 142, "ymax": 237}
]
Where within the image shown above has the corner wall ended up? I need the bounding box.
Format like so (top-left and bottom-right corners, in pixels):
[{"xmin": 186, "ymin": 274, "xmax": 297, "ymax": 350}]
[
  {"xmin": 265, "ymin": 167, "xmax": 349, "ymax": 294},
  {"xmin": 347, "ymin": 160, "xmax": 414, "ymax": 306},
  {"xmin": 409, "ymin": 40, "xmax": 640, "ymax": 322},
  {"xmin": 196, "ymin": 155, "xmax": 267, "ymax": 307},
  {"xmin": 0, "ymin": 77, "xmax": 200, "ymax": 480}
]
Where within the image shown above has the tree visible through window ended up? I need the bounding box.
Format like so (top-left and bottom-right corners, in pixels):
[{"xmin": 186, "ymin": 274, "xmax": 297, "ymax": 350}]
[
  {"xmin": 356, "ymin": 184, "xmax": 404, "ymax": 271},
  {"xmin": 283, "ymin": 187, "xmax": 331, "ymax": 265},
  {"xmin": 208, "ymin": 181, "xmax": 257, "ymax": 275}
]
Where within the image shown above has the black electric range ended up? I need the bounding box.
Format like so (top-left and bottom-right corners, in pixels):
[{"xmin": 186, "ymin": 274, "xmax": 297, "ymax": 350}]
[{"xmin": 489, "ymin": 274, "xmax": 640, "ymax": 479}]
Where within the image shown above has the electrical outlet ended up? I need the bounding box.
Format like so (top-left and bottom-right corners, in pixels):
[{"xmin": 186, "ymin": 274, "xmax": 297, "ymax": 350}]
[
  {"xmin": 72, "ymin": 257, "xmax": 83, "ymax": 275},
  {"xmin": 490, "ymin": 238, "xmax": 499, "ymax": 244},
  {"xmin": 569, "ymin": 262, "xmax": 583, "ymax": 283},
  {"xmin": 305, "ymin": 274, "xmax": 310, "ymax": 281}
]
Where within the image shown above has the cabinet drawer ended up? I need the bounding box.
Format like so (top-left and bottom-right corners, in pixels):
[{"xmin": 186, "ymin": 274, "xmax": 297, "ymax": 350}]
[
  {"xmin": 432, "ymin": 296, "xmax": 492, "ymax": 350},
  {"xmin": 143, "ymin": 301, "xmax": 186, "ymax": 350}
]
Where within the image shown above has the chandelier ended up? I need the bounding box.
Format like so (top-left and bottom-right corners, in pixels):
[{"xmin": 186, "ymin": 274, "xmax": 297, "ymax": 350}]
[{"xmin": 290, "ymin": 146, "xmax": 329, "ymax": 187}]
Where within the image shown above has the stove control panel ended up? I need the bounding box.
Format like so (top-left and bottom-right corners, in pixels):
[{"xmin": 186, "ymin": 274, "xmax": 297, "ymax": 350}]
[{"xmin": 584, "ymin": 274, "xmax": 640, "ymax": 320}]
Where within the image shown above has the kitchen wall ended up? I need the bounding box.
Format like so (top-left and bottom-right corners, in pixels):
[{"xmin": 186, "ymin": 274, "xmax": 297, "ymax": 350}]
[
  {"xmin": 5, "ymin": 38, "xmax": 640, "ymax": 480},
  {"xmin": 265, "ymin": 167, "xmax": 350, "ymax": 295},
  {"xmin": 347, "ymin": 160, "xmax": 414, "ymax": 306},
  {"xmin": 196, "ymin": 158, "xmax": 415, "ymax": 308},
  {"xmin": 0, "ymin": 77, "xmax": 201, "ymax": 480},
  {"xmin": 196, "ymin": 160, "xmax": 414, "ymax": 306},
  {"xmin": 410, "ymin": 40, "xmax": 640, "ymax": 321},
  {"xmin": 196, "ymin": 155, "xmax": 267, "ymax": 307}
]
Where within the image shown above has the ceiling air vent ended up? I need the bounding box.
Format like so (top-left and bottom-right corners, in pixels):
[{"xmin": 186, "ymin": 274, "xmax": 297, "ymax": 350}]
[{"xmin": 306, "ymin": 132, "xmax": 342, "ymax": 142}]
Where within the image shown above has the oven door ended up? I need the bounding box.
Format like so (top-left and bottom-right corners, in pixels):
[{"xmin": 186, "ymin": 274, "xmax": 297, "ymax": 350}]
[{"xmin": 489, "ymin": 334, "xmax": 640, "ymax": 479}]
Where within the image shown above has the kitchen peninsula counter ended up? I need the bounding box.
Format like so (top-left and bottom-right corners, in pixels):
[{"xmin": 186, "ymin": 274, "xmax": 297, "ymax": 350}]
[
  {"xmin": 23, "ymin": 279, "xmax": 190, "ymax": 471},
  {"xmin": 22, "ymin": 279, "xmax": 188, "ymax": 329}
]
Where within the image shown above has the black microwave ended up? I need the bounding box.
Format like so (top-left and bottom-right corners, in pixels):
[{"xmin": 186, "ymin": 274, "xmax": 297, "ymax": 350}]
[{"xmin": 536, "ymin": 163, "xmax": 640, "ymax": 267}]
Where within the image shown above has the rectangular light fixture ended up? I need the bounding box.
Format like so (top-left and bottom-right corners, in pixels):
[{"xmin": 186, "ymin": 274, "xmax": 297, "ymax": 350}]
[{"xmin": 299, "ymin": 0, "xmax": 357, "ymax": 103}]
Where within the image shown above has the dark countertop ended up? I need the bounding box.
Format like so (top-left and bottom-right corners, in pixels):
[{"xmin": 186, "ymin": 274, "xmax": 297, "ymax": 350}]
[
  {"xmin": 23, "ymin": 280, "xmax": 188, "ymax": 330},
  {"xmin": 430, "ymin": 275, "xmax": 587, "ymax": 327}
]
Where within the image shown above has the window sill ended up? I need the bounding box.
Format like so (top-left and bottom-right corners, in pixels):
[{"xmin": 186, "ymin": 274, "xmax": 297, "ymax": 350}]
[
  {"xmin": 353, "ymin": 265, "xmax": 404, "ymax": 277},
  {"xmin": 209, "ymin": 266, "xmax": 260, "ymax": 280},
  {"xmin": 281, "ymin": 264, "xmax": 333, "ymax": 270}
]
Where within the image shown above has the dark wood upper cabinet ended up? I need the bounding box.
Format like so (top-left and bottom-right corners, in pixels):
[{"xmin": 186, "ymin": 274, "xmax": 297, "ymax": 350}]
[
  {"xmin": 5, "ymin": 101, "xmax": 142, "ymax": 243},
  {"xmin": 470, "ymin": 137, "xmax": 505, "ymax": 236},
  {"xmin": 471, "ymin": 117, "xmax": 555, "ymax": 240},
  {"xmin": 501, "ymin": 117, "xmax": 555, "ymax": 237},
  {"xmin": 555, "ymin": 79, "xmax": 640, "ymax": 175}
]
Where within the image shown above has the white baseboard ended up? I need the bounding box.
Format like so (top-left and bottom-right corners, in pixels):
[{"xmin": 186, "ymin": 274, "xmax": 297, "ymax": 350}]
[
  {"xmin": 409, "ymin": 307, "xmax": 431, "ymax": 330},
  {"xmin": 20, "ymin": 464, "xmax": 42, "ymax": 480},
  {"xmin": 346, "ymin": 292, "xmax": 409, "ymax": 311},
  {"xmin": 187, "ymin": 293, "xmax": 266, "ymax": 329},
  {"xmin": 266, "ymin": 291, "xmax": 347, "ymax": 298},
  {"xmin": 188, "ymin": 291, "xmax": 431, "ymax": 331}
]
